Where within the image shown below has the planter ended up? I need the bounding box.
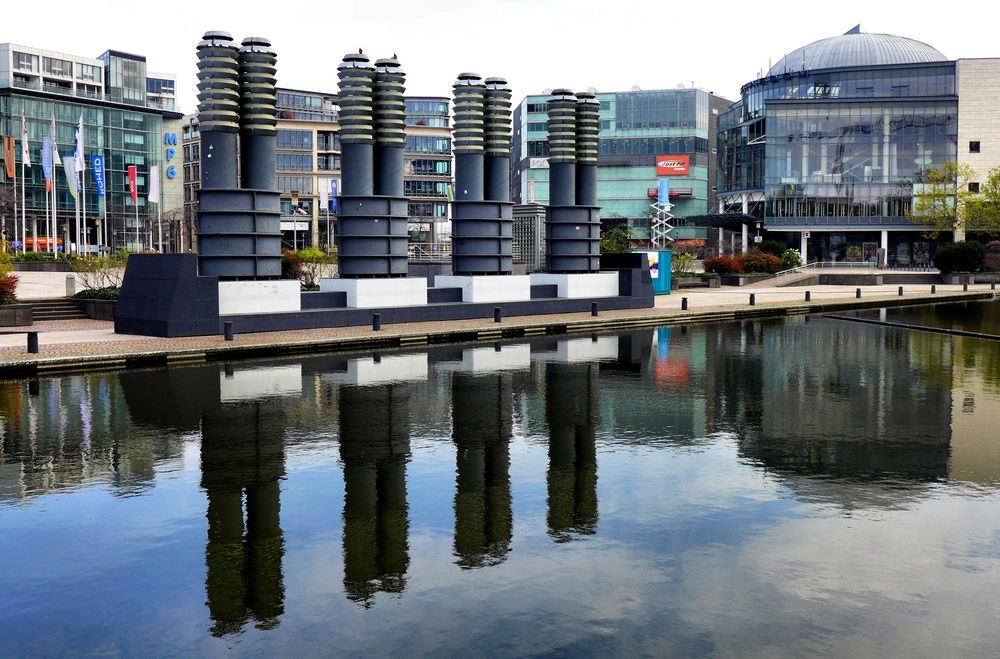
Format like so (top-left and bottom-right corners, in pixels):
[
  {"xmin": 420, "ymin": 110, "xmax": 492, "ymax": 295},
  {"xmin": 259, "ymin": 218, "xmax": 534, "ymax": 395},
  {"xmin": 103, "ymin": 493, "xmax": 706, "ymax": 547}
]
[
  {"xmin": 720, "ymin": 274, "xmax": 775, "ymax": 286},
  {"xmin": 81, "ymin": 299, "xmax": 118, "ymax": 321},
  {"xmin": 0, "ymin": 303, "xmax": 33, "ymax": 327},
  {"xmin": 671, "ymin": 277, "xmax": 719, "ymax": 289},
  {"xmin": 13, "ymin": 261, "xmax": 72, "ymax": 272}
]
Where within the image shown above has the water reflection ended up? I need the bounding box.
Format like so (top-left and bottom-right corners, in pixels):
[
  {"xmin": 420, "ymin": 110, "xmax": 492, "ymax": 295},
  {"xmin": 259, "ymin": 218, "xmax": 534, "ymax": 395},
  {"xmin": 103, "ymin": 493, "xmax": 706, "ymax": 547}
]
[
  {"xmin": 329, "ymin": 354, "xmax": 418, "ymax": 607},
  {"xmin": 2, "ymin": 303, "xmax": 1000, "ymax": 655}
]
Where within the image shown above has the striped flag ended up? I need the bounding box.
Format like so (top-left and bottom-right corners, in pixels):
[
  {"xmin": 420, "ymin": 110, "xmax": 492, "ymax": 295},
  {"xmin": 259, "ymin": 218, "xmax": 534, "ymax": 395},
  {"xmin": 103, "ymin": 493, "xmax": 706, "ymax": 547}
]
[{"xmin": 74, "ymin": 113, "xmax": 85, "ymax": 171}]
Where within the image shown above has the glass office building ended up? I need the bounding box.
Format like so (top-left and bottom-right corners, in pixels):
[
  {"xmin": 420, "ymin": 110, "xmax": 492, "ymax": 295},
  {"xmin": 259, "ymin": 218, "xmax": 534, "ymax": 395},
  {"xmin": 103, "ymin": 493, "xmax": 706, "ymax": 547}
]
[
  {"xmin": 1, "ymin": 43, "xmax": 182, "ymax": 251},
  {"xmin": 512, "ymin": 88, "xmax": 732, "ymax": 243},
  {"xmin": 717, "ymin": 28, "xmax": 965, "ymax": 265}
]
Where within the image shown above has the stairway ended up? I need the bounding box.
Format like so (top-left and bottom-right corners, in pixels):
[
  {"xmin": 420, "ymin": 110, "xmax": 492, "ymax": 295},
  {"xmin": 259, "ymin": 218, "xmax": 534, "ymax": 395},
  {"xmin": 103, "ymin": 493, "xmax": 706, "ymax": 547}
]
[{"xmin": 31, "ymin": 299, "xmax": 89, "ymax": 322}]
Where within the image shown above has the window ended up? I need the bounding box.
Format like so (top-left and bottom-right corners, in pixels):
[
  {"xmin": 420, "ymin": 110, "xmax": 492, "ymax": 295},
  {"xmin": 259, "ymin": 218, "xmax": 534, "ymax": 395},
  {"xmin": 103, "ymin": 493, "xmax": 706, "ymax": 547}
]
[
  {"xmin": 970, "ymin": 141, "xmax": 981, "ymax": 153},
  {"xmin": 526, "ymin": 102, "xmax": 549, "ymax": 114},
  {"xmin": 527, "ymin": 140, "xmax": 549, "ymax": 157},
  {"xmin": 969, "ymin": 182, "xmax": 980, "ymax": 194},
  {"xmin": 405, "ymin": 135, "xmax": 450, "ymax": 154},
  {"xmin": 42, "ymin": 57, "xmax": 74, "ymax": 77},
  {"xmin": 276, "ymin": 153, "xmax": 313, "ymax": 172},
  {"xmin": 276, "ymin": 129, "xmax": 312, "ymax": 150},
  {"xmin": 14, "ymin": 51, "xmax": 39, "ymax": 72},
  {"xmin": 76, "ymin": 63, "xmax": 101, "ymax": 83},
  {"xmin": 527, "ymin": 122, "xmax": 548, "ymax": 132}
]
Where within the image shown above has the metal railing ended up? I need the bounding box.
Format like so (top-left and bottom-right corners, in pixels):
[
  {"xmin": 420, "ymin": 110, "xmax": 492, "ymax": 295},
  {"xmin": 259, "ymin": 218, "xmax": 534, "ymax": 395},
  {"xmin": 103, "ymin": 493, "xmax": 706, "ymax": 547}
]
[
  {"xmin": 775, "ymin": 260, "xmax": 880, "ymax": 277},
  {"xmin": 408, "ymin": 242, "xmax": 451, "ymax": 262}
]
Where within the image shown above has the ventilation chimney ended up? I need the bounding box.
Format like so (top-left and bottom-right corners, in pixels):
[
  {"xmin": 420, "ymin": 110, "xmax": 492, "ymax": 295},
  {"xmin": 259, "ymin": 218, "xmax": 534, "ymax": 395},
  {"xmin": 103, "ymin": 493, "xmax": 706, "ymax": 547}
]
[
  {"xmin": 238, "ymin": 37, "xmax": 277, "ymax": 191},
  {"xmin": 196, "ymin": 31, "xmax": 240, "ymax": 189}
]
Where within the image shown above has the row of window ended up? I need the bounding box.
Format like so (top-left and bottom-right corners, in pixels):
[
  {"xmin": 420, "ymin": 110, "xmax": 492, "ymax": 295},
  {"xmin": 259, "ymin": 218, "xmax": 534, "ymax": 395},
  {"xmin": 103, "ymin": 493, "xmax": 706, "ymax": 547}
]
[
  {"xmin": 404, "ymin": 180, "xmax": 449, "ymax": 197},
  {"xmin": 526, "ymin": 136, "xmax": 710, "ymax": 158},
  {"xmin": 14, "ymin": 52, "xmax": 102, "ymax": 83}
]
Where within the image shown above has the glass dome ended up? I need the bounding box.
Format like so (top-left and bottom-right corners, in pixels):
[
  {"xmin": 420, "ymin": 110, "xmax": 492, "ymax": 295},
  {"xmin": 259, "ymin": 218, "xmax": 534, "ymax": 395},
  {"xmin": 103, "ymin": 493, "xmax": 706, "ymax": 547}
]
[{"xmin": 768, "ymin": 28, "xmax": 947, "ymax": 75}]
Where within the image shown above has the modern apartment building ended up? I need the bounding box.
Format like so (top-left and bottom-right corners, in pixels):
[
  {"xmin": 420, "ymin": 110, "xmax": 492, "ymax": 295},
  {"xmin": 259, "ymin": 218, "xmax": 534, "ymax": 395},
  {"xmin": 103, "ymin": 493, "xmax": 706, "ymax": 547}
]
[
  {"xmin": 182, "ymin": 91, "xmax": 451, "ymax": 251},
  {"xmin": 0, "ymin": 43, "xmax": 183, "ymax": 251}
]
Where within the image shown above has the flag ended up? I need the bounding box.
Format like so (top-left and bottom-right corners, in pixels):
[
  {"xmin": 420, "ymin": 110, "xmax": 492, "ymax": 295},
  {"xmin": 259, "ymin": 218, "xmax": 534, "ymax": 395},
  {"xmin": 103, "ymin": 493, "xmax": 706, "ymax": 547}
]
[
  {"xmin": 92, "ymin": 155, "xmax": 106, "ymax": 197},
  {"xmin": 127, "ymin": 165, "xmax": 137, "ymax": 204},
  {"xmin": 50, "ymin": 112, "xmax": 62, "ymax": 166},
  {"xmin": 319, "ymin": 181, "xmax": 329, "ymax": 210},
  {"xmin": 62, "ymin": 158, "xmax": 78, "ymax": 201},
  {"xmin": 42, "ymin": 137, "xmax": 52, "ymax": 181},
  {"xmin": 445, "ymin": 183, "xmax": 454, "ymax": 202},
  {"xmin": 21, "ymin": 110, "xmax": 31, "ymax": 167},
  {"xmin": 3, "ymin": 136, "xmax": 15, "ymax": 178},
  {"xmin": 148, "ymin": 165, "xmax": 160, "ymax": 204},
  {"xmin": 74, "ymin": 113, "xmax": 85, "ymax": 171},
  {"xmin": 331, "ymin": 179, "xmax": 339, "ymax": 213}
]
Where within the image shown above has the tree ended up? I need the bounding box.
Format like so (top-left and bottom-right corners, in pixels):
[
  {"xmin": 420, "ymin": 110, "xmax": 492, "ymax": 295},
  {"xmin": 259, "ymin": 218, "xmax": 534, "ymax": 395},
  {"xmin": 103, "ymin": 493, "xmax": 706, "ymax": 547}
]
[
  {"xmin": 600, "ymin": 224, "xmax": 630, "ymax": 254},
  {"xmin": 965, "ymin": 166, "xmax": 1000, "ymax": 236},
  {"xmin": 908, "ymin": 162, "xmax": 977, "ymax": 239}
]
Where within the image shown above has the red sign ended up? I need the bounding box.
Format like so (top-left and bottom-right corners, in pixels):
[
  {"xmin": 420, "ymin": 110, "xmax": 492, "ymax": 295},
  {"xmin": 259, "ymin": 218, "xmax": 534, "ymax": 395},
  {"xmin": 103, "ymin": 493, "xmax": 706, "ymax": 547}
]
[
  {"xmin": 656, "ymin": 154, "xmax": 689, "ymax": 176},
  {"xmin": 127, "ymin": 165, "xmax": 138, "ymax": 204}
]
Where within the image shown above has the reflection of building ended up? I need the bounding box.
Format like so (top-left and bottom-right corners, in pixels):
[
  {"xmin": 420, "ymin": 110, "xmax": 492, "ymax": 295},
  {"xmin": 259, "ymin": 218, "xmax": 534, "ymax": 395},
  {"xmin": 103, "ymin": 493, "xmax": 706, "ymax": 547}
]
[
  {"xmin": 512, "ymin": 88, "xmax": 732, "ymax": 244},
  {"xmin": 717, "ymin": 26, "xmax": 1000, "ymax": 262},
  {"xmin": 451, "ymin": 371, "xmax": 513, "ymax": 568},
  {"xmin": 0, "ymin": 42, "xmax": 183, "ymax": 251},
  {"xmin": 948, "ymin": 336, "xmax": 1000, "ymax": 484},
  {"xmin": 544, "ymin": 361, "xmax": 600, "ymax": 541},
  {"xmin": 182, "ymin": 92, "xmax": 451, "ymax": 251},
  {"xmin": 338, "ymin": 382, "xmax": 411, "ymax": 608}
]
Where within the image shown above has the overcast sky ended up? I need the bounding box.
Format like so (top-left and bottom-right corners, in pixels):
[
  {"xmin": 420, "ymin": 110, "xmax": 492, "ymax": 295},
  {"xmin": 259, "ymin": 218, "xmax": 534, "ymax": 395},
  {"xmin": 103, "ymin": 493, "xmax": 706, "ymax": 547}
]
[{"xmin": 6, "ymin": 0, "xmax": 993, "ymax": 113}]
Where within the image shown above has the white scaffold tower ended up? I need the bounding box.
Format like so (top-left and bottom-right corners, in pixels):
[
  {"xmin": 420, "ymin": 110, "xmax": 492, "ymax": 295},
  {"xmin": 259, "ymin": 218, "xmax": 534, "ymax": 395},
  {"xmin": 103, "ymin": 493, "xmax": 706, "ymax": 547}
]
[{"xmin": 650, "ymin": 196, "xmax": 675, "ymax": 249}]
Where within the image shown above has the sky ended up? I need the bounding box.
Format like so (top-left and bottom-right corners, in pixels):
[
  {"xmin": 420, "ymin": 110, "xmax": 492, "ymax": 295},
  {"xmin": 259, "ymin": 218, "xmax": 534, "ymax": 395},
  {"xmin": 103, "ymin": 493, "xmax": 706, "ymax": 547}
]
[{"xmin": 5, "ymin": 0, "xmax": 994, "ymax": 113}]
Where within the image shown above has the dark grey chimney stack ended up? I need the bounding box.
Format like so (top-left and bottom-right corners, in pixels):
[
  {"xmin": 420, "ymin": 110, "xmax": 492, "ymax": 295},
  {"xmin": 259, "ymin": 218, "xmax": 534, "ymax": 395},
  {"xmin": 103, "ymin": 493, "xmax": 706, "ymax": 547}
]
[
  {"xmin": 238, "ymin": 37, "xmax": 277, "ymax": 191},
  {"xmin": 546, "ymin": 89, "xmax": 577, "ymax": 207},
  {"xmin": 196, "ymin": 31, "xmax": 240, "ymax": 190},
  {"xmin": 574, "ymin": 91, "xmax": 599, "ymax": 207},
  {"xmin": 483, "ymin": 77, "xmax": 511, "ymax": 202},
  {"xmin": 373, "ymin": 56, "xmax": 406, "ymax": 197}
]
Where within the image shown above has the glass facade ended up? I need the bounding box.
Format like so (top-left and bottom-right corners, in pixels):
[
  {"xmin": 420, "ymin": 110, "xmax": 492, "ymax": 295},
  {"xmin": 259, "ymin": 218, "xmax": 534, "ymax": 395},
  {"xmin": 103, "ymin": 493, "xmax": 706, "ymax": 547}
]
[
  {"xmin": 1, "ymin": 93, "xmax": 167, "ymax": 250},
  {"xmin": 100, "ymin": 51, "xmax": 147, "ymax": 106},
  {"xmin": 717, "ymin": 55, "xmax": 960, "ymax": 235},
  {"xmin": 404, "ymin": 99, "xmax": 449, "ymax": 127}
]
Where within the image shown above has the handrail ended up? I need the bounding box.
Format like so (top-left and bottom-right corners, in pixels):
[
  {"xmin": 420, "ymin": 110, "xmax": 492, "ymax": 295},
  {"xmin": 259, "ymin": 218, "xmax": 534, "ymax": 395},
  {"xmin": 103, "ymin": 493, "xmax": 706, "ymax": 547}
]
[
  {"xmin": 775, "ymin": 260, "xmax": 894, "ymax": 277},
  {"xmin": 407, "ymin": 242, "xmax": 452, "ymax": 262}
]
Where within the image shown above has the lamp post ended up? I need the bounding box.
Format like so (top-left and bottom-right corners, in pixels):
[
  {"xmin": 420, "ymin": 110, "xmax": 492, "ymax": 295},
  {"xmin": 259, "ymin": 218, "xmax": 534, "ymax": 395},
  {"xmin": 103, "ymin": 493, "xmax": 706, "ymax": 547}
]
[{"xmin": 290, "ymin": 190, "xmax": 298, "ymax": 250}]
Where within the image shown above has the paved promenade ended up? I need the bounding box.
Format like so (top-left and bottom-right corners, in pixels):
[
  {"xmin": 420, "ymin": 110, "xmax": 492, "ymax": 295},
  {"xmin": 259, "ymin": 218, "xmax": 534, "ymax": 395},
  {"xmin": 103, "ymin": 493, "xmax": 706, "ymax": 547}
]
[{"xmin": 0, "ymin": 271, "xmax": 994, "ymax": 374}]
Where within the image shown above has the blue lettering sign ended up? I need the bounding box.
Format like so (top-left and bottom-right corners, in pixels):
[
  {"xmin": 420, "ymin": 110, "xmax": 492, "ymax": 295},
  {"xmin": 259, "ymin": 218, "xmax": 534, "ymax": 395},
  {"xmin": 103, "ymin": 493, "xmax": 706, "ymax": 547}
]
[
  {"xmin": 92, "ymin": 154, "xmax": 106, "ymax": 197},
  {"xmin": 166, "ymin": 147, "xmax": 176, "ymax": 161},
  {"xmin": 164, "ymin": 133, "xmax": 178, "ymax": 146},
  {"xmin": 166, "ymin": 165, "xmax": 177, "ymax": 179}
]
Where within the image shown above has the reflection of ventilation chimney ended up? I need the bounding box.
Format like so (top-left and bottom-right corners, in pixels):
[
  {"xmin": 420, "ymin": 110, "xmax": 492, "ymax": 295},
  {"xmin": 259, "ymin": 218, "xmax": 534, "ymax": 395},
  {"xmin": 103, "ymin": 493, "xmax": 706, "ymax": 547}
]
[
  {"xmin": 197, "ymin": 31, "xmax": 280, "ymax": 278},
  {"xmin": 451, "ymin": 73, "xmax": 513, "ymax": 275},
  {"xmin": 336, "ymin": 52, "xmax": 409, "ymax": 278}
]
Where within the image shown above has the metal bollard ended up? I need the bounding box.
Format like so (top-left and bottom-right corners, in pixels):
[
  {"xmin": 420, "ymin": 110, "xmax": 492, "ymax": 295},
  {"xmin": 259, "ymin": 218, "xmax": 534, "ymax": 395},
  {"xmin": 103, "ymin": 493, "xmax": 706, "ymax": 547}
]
[
  {"xmin": 931, "ymin": 284, "xmax": 936, "ymax": 294},
  {"xmin": 964, "ymin": 283, "xmax": 969, "ymax": 292},
  {"xmin": 494, "ymin": 306, "xmax": 502, "ymax": 323},
  {"xmin": 591, "ymin": 302, "xmax": 599, "ymax": 317},
  {"xmin": 372, "ymin": 313, "xmax": 382, "ymax": 331},
  {"xmin": 749, "ymin": 293, "xmax": 756, "ymax": 306},
  {"xmin": 27, "ymin": 331, "xmax": 39, "ymax": 354},
  {"xmin": 681, "ymin": 297, "xmax": 688, "ymax": 311},
  {"xmin": 223, "ymin": 321, "xmax": 234, "ymax": 341},
  {"xmin": 805, "ymin": 291, "xmax": 811, "ymax": 302},
  {"xmin": 898, "ymin": 286, "xmax": 904, "ymax": 297},
  {"xmin": 992, "ymin": 282, "xmax": 997, "ymax": 291},
  {"xmin": 856, "ymin": 288, "xmax": 862, "ymax": 299}
]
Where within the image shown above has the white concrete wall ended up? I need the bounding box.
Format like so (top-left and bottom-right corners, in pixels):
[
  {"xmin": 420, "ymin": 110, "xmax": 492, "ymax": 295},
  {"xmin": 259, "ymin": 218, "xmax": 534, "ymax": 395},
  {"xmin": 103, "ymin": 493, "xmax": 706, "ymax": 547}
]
[
  {"xmin": 957, "ymin": 59, "xmax": 1000, "ymax": 193},
  {"xmin": 220, "ymin": 365, "xmax": 302, "ymax": 402},
  {"xmin": 434, "ymin": 275, "xmax": 531, "ymax": 303},
  {"xmin": 319, "ymin": 278, "xmax": 427, "ymax": 308},
  {"xmin": 434, "ymin": 344, "xmax": 531, "ymax": 373},
  {"xmin": 218, "ymin": 280, "xmax": 302, "ymax": 315},
  {"xmin": 530, "ymin": 272, "xmax": 619, "ymax": 298}
]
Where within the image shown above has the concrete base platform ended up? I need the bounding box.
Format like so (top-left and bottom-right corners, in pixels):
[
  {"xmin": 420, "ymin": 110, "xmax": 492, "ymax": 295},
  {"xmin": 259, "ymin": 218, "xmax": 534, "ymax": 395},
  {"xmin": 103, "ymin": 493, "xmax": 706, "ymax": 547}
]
[
  {"xmin": 319, "ymin": 277, "xmax": 428, "ymax": 308},
  {"xmin": 218, "ymin": 280, "xmax": 302, "ymax": 315},
  {"xmin": 434, "ymin": 275, "xmax": 531, "ymax": 303},
  {"xmin": 530, "ymin": 272, "xmax": 619, "ymax": 299}
]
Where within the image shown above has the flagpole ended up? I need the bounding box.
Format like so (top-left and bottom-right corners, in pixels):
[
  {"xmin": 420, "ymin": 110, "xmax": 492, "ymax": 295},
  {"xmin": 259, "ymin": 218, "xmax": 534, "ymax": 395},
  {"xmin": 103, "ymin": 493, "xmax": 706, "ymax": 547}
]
[
  {"xmin": 157, "ymin": 202, "xmax": 162, "ymax": 252},
  {"xmin": 82, "ymin": 167, "xmax": 88, "ymax": 254},
  {"xmin": 20, "ymin": 159, "xmax": 26, "ymax": 255},
  {"xmin": 135, "ymin": 201, "xmax": 139, "ymax": 252}
]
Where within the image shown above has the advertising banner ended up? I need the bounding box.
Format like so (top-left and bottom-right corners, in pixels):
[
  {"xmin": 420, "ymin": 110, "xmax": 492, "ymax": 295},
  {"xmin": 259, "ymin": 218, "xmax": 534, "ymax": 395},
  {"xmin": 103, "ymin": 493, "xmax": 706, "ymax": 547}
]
[
  {"xmin": 330, "ymin": 179, "xmax": 339, "ymax": 213},
  {"xmin": 656, "ymin": 154, "xmax": 690, "ymax": 176}
]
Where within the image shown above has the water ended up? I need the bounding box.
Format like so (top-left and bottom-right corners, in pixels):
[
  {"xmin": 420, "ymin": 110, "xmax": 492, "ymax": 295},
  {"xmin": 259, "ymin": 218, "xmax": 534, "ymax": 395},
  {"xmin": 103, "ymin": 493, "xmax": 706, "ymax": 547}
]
[{"xmin": 2, "ymin": 302, "xmax": 1000, "ymax": 657}]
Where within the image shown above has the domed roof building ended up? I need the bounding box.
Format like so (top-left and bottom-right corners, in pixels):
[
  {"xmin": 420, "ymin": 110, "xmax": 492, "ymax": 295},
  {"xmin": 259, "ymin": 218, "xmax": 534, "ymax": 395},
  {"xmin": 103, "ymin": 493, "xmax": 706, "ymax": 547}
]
[{"xmin": 715, "ymin": 26, "xmax": 996, "ymax": 266}]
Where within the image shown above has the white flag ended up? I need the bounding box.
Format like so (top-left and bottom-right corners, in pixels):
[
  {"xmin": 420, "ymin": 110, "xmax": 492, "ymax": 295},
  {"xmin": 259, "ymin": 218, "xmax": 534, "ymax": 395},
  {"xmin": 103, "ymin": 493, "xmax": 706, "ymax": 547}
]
[
  {"xmin": 74, "ymin": 113, "xmax": 85, "ymax": 171},
  {"xmin": 319, "ymin": 180, "xmax": 329, "ymax": 210},
  {"xmin": 50, "ymin": 112, "xmax": 62, "ymax": 166},
  {"xmin": 21, "ymin": 110, "xmax": 31, "ymax": 167},
  {"xmin": 62, "ymin": 158, "xmax": 78, "ymax": 201},
  {"xmin": 148, "ymin": 165, "xmax": 160, "ymax": 204}
]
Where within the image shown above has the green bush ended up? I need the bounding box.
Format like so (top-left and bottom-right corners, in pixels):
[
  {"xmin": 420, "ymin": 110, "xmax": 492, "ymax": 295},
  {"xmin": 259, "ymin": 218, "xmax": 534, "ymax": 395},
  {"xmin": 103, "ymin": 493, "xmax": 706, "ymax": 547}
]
[
  {"xmin": 14, "ymin": 251, "xmax": 45, "ymax": 262},
  {"xmin": 703, "ymin": 256, "xmax": 743, "ymax": 275},
  {"xmin": 600, "ymin": 225, "xmax": 630, "ymax": 254},
  {"xmin": 781, "ymin": 249, "xmax": 803, "ymax": 269},
  {"xmin": 72, "ymin": 287, "xmax": 120, "ymax": 300},
  {"xmin": 737, "ymin": 251, "xmax": 783, "ymax": 274},
  {"xmin": 758, "ymin": 240, "xmax": 786, "ymax": 257},
  {"xmin": 934, "ymin": 241, "xmax": 985, "ymax": 274},
  {"xmin": 0, "ymin": 252, "xmax": 12, "ymax": 277},
  {"xmin": 672, "ymin": 252, "xmax": 695, "ymax": 274}
]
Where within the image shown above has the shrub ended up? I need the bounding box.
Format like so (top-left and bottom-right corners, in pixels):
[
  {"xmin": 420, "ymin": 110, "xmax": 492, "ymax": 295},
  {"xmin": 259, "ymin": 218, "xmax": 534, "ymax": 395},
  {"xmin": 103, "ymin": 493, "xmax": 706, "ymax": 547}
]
[
  {"xmin": 737, "ymin": 251, "xmax": 783, "ymax": 274},
  {"xmin": 297, "ymin": 247, "xmax": 336, "ymax": 288},
  {"xmin": 600, "ymin": 225, "xmax": 630, "ymax": 254},
  {"xmin": 934, "ymin": 241, "xmax": 985, "ymax": 274},
  {"xmin": 781, "ymin": 249, "xmax": 803, "ymax": 269},
  {"xmin": 71, "ymin": 253, "xmax": 128, "ymax": 290},
  {"xmin": 758, "ymin": 240, "xmax": 786, "ymax": 257},
  {"xmin": 72, "ymin": 287, "xmax": 120, "ymax": 300},
  {"xmin": 0, "ymin": 273, "xmax": 18, "ymax": 305},
  {"xmin": 704, "ymin": 255, "xmax": 743, "ymax": 275},
  {"xmin": 14, "ymin": 251, "xmax": 45, "ymax": 262},
  {"xmin": 281, "ymin": 248, "xmax": 302, "ymax": 280},
  {"xmin": 672, "ymin": 252, "xmax": 695, "ymax": 274},
  {"xmin": 0, "ymin": 252, "xmax": 12, "ymax": 277}
]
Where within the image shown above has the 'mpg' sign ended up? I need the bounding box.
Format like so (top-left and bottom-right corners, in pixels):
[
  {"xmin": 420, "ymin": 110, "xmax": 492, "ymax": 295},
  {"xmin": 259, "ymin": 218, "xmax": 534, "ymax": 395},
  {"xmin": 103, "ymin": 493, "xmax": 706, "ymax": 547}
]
[
  {"xmin": 656, "ymin": 155, "xmax": 690, "ymax": 176},
  {"xmin": 164, "ymin": 132, "xmax": 178, "ymax": 178}
]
